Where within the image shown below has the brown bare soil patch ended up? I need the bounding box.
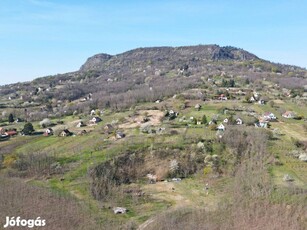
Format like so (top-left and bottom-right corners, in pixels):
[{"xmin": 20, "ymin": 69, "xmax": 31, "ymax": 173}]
[{"xmin": 119, "ymin": 110, "xmax": 164, "ymax": 129}]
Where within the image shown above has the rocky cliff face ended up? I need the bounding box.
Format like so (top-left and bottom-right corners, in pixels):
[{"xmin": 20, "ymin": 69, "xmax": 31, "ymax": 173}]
[
  {"xmin": 79, "ymin": 45, "xmax": 259, "ymax": 72},
  {"xmin": 80, "ymin": 53, "xmax": 113, "ymax": 72}
]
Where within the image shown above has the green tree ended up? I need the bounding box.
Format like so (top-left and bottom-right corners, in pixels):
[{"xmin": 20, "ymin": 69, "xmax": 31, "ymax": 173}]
[
  {"xmin": 201, "ymin": 115, "xmax": 208, "ymax": 125},
  {"xmin": 221, "ymin": 79, "xmax": 227, "ymax": 87},
  {"xmin": 8, "ymin": 113, "xmax": 14, "ymax": 123},
  {"xmin": 229, "ymin": 79, "xmax": 235, "ymax": 87},
  {"xmin": 192, "ymin": 117, "xmax": 197, "ymax": 125},
  {"xmin": 245, "ymin": 78, "xmax": 250, "ymax": 85},
  {"xmin": 23, "ymin": 122, "xmax": 34, "ymax": 135}
]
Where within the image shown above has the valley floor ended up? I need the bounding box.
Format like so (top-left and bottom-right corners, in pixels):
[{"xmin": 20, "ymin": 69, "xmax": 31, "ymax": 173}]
[{"xmin": 0, "ymin": 95, "xmax": 306, "ymax": 229}]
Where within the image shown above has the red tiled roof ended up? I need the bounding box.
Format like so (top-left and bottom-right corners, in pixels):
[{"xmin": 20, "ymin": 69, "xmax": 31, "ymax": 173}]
[{"xmin": 6, "ymin": 130, "xmax": 17, "ymax": 136}]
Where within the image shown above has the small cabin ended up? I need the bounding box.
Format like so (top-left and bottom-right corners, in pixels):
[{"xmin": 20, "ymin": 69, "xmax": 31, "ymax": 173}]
[
  {"xmin": 195, "ymin": 104, "xmax": 201, "ymax": 111},
  {"xmin": 90, "ymin": 117, "xmax": 102, "ymax": 124},
  {"xmin": 60, "ymin": 129, "xmax": 72, "ymax": 137},
  {"xmin": 76, "ymin": 121, "xmax": 86, "ymax": 128},
  {"xmin": 116, "ymin": 131, "xmax": 125, "ymax": 139},
  {"xmin": 255, "ymin": 119, "xmax": 268, "ymax": 128},
  {"xmin": 282, "ymin": 111, "xmax": 296, "ymax": 119},
  {"xmin": 44, "ymin": 128, "xmax": 53, "ymax": 136},
  {"xmin": 218, "ymin": 94, "xmax": 228, "ymax": 101},
  {"xmin": 104, "ymin": 124, "xmax": 115, "ymax": 134},
  {"xmin": 5, "ymin": 130, "xmax": 17, "ymax": 136},
  {"xmin": 217, "ymin": 124, "xmax": 225, "ymax": 131},
  {"xmin": 236, "ymin": 118, "xmax": 243, "ymax": 125},
  {"xmin": 77, "ymin": 130, "xmax": 87, "ymax": 135},
  {"xmin": 263, "ymin": 112, "xmax": 276, "ymax": 121}
]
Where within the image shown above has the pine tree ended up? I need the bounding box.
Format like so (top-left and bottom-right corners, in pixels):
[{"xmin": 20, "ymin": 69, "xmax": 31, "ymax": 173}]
[
  {"xmin": 8, "ymin": 113, "xmax": 14, "ymax": 123},
  {"xmin": 202, "ymin": 115, "xmax": 207, "ymax": 125},
  {"xmin": 23, "ymin": 123, "xmax": 34, "ymax": 135}
]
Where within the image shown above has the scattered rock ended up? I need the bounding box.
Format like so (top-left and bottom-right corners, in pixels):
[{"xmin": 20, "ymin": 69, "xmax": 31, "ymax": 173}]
[
  {"xmin": 289, "ymin": 150, "xmax": 300, "ymax": 158},
  {"xmin": 113, "ymin": 207, "xmax": 127, "ymax": 214},
  {"xmin": 299, "ymin": 153, "xmax": 307, "ymax": 162},
  {"xmin": 197, "ymin": 142, "xmax": 205, "ymax": 149},
  {"xmin": 283, "ymin": 174, "xmax": 294, "ymax": 182}
]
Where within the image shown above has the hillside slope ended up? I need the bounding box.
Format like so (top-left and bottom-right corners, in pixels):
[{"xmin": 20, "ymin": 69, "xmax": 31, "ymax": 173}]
[
  {"xmin": 0, "ymin": 44, "xmax": 306, "ymax": 117},
  {"xmin": 80, "ymin": 45, "xmax": 259, "ymax": 72}
]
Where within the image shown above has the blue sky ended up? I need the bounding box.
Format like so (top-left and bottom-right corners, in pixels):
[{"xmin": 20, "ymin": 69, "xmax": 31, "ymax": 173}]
[{"xmin": 0, "ymin": 0, "xmax": 307, "ymax": 85}]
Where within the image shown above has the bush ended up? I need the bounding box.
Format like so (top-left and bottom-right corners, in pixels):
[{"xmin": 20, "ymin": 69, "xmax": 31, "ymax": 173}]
[
  {"xmin": 12, "ymin": 152, "xmax": 57, "ymax": 177},
  {"xmin": 201, "ymin": 115, "xmax": 207, "ymax": 125},
  {"xmin": 39, "ymin": 118, "xmax": 52, "ymax": 128},
  {"xmin": 203, "ymin": 166, "xmax": 212, "ymax": 176},
  {"xmin": 3, "ymin": 155, "xmax": 17, "ymax": 168},
  {"xmin": 22, "ymin": 122, "xmax": 34, "ymax": 135},
  {"xmin": 209, "ymin": 124, "xmax": 217, "ymax": 130}
]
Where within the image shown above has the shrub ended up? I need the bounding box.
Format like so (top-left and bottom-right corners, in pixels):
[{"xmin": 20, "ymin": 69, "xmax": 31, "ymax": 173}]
[
  {"xmin": 203, "ymin": 166, "xmax": 212, "ymax": 176},
  {"xmin": 209, "ymin": 124, "xmax": 217, "ymax": 130},
  {"xmin": 22, "ymin": 122, "xmax": 34, "ymax": 135},
  {"xmin": 12, "ymin": 152, "xmax": 57, "ymax": 177},
  {"xmin": 3, "ymin": 155, "xmax": 17, "ymax": 168},
  {"xmin": 201, "ymin": 115, "xmax": 208, "ymax": 125},
  {"xmin": 39, "ymin": 118, "xmax": 52, "ymax": 128}
]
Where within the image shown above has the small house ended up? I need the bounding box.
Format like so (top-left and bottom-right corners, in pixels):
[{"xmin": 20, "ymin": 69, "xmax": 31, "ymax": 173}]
[
  {"xmin": 208, "ymin": 120, "xmax": 217, "ymax": 125},
  {"xmin": 90, "ymin": 117, "xmax": 102, "ymax": 124},
  {"xmin": 195, "ymin": 104, "xmax": 201, "ymax": 111},
  {"xmin": 258, "ymin": 99, "xmax": 265, "ymax": 105},
  {"xmin": 255, "ymin": 118, "xmax": 268, "ymax": 128},
  {"xmin": 217, "ymin": 124, "xmax": 225, "ymax": 131},
  {"xmin": 104, "ymin": 124, "xmax": 115, "ymax": 134},
  {"xmin": 77, "ymin": 130, "xmax": 87, "ymax": 135},
  {"xmin": 90, "ymin": 110, "xmax": 96, "ymax": 116},
  {"xmin": 249, "ymin": 96, "xmax": 256, "ymax": 103},
  {"xmin": 59, "ymin": 129, "xmax": 72, "ymax": 137},
  {"xmin": 218, "ymin": 94, "xmax": 228, "ymax": 101},
  {"xmin": 15, "ymin": 118, "xmax": 24, "ymax": 123},
  {"xmin": 167, "ymin": 110, "xmax": 179, "ymax": 120},
  {"xmin": 116, "ymin": 131, "xmax": 125, "ymax": 139},
  {"xmin": 263, "ymin": 112, "xmax": 276, "ymax": 121},
  {"xmin": 5, "ymin": 130, "xmax": 18, "ymax": 136},
  {"xmin": 236, "ymin": 118, "xmax": 243, "ymax": 125},
  {"xmin": 76, "ymin": 121, "xmax": 86, "ymax": 128},
  {"xmin": 44, "ymin": 128, "xmax": 53, "ymax": 136},
  {"xmin": 282, "ymin": 111, "xmax": 296, "ymax": 119},
  {"xmin": 223, "ymin": 118, "xmax": 229, "ymax": 124},
  {"xmin": 169, "ymin": 110, "xmax": 179, "ymax": 116},
  {"xmin": 79, "ymin": 97, "xmax": 87, "ymax": 102}
]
